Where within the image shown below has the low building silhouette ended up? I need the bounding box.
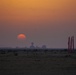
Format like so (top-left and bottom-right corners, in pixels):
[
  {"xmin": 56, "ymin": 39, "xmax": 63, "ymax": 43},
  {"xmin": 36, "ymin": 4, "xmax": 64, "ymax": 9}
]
[
  {"xmin": 42, "ymin": 45, "xmax": 47, "ymax": 49},
  {"xmin": 30, "ymin": 42, "xmax": 35, "ymax": 49}
]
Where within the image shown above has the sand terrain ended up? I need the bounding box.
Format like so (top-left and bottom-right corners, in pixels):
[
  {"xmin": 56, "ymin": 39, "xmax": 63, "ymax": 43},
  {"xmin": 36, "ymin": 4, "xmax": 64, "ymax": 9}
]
[{"xmin": 0, "ymin": 49, "xmax": 76, "ymax": 75}]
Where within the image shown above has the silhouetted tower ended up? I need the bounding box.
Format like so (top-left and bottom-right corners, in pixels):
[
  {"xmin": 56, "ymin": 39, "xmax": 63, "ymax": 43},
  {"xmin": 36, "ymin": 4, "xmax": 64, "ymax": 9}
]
[
  {"xmin": 68, "ymin": 36, "xmax": 74, "ymax": 53},
  {"xmin": 30, "ymin": 42, "xmax": 35, "ymax": 49},
  {"xmin": 72, "ymin": 36, "xmax": 74, "ymax": 51},
  {"xmin": 68, "ymin": 37, "xmax": 71, "ymax": 53}
]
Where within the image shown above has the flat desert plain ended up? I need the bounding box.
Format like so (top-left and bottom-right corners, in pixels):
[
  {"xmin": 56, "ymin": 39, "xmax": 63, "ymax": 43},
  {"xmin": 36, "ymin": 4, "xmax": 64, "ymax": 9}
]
[{"xmin": 0, "ymin": 49, "xmax": 76, "ymax": 75}]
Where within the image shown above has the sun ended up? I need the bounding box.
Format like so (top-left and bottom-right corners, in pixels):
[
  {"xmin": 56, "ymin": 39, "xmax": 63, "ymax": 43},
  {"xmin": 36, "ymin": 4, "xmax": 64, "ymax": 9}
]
[{"xmin": 17, "ymin": 34, "xmax": 26, "ymax": 40}]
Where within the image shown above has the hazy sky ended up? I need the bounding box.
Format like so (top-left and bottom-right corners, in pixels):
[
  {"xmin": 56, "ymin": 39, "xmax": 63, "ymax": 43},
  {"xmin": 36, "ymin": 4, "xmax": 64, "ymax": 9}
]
[{"xmin": 0, "ymin": 0, "xmax": 76, "ymax": 48}]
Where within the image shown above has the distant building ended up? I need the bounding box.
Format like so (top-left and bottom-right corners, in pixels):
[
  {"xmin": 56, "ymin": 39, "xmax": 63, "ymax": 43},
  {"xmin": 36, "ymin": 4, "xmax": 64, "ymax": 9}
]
[
  {"xmin": 30, "ymin": 42, "xmax": 35, "ymax": 49},
  {"xmin": 42, "ymin": 45, "xmax": 47, "ymax": 49}
]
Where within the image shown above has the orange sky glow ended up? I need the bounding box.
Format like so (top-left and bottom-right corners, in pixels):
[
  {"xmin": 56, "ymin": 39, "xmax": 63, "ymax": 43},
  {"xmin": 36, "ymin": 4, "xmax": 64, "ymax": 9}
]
[
  {"xmin": 0, "ymin": 0, "xmax": 76, "ymax": 48},
  {"xmin": 0, "ymin": 0, "xmax": 76, "ymax": 23}
]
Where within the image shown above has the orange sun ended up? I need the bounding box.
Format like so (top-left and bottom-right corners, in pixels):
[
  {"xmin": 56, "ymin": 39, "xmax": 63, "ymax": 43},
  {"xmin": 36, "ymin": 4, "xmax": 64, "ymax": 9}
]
[{"xmin": 17, "ymin": 34, "xmax": 26, "ymax": 40}]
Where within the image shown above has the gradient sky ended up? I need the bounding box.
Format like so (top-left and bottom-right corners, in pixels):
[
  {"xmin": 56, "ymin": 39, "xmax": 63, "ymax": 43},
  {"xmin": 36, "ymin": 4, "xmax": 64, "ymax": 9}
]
[{"xmin": 0, "ymin": 0, "xmax": 76, "ymax": 48}]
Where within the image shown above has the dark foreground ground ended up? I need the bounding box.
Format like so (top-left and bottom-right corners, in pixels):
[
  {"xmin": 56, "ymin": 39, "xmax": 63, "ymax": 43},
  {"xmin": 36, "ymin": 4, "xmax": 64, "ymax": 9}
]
[{"xmin": 0, "ymin": 49, "xmax": 76, "ymax": 75}]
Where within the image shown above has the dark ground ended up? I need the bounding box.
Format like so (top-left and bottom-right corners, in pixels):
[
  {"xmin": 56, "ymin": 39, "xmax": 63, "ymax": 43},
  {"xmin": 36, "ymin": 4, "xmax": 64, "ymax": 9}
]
[{"xmin": 0, "ymin": 49, "xmax": 76, "ymax": 75}]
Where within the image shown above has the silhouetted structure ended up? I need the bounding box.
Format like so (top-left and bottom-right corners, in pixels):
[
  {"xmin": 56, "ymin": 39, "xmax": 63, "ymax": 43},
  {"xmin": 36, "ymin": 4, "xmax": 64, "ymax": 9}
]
[
  {"xmin": 42, "ymin": 45, "xmax": 47, "ymax": 49},
  {"xmin": 30, "ymin": 42, "xmax": 35, "ymax": 49},
  {"xmin": 68, "ymin": 36, "xmax": 74, "ymax": 53}
]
